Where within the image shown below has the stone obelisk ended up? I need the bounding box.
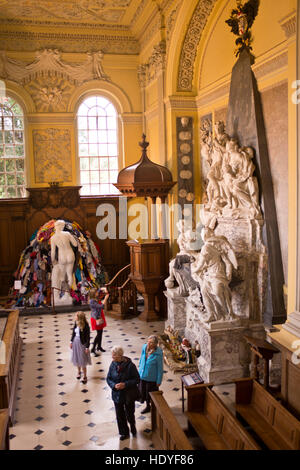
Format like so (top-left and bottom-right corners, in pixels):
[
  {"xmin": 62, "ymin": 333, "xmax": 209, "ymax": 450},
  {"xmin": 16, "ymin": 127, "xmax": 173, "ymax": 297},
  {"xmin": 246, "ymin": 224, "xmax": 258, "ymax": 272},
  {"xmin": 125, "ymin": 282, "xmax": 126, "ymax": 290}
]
[{"xmin": 226, "ymin": 48, "xmax": 286, "ymax": 326}]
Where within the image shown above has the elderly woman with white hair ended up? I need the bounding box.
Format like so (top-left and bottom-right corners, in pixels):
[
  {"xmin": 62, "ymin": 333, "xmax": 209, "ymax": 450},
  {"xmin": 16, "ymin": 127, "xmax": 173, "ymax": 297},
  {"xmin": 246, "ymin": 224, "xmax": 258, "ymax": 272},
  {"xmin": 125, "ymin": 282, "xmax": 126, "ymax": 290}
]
[
  {"xmin": 138, "ymin": 335, "xmax": 163, "ymax": 414},
  {"xmin": 106, "ymin": 345, "xmax": 140, "ymax": 441}
]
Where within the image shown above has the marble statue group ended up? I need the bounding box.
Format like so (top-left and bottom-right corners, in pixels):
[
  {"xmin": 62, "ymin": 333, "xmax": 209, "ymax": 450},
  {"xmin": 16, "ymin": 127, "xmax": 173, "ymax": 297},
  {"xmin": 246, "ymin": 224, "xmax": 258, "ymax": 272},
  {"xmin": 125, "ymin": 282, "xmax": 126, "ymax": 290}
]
[
  {"xmin": 164, "ymin": 120, "xmax": 266, "ymax": 383},
  {"xmin": 201, "ymin": 121, "xmax": 261, "ymax": 219}
]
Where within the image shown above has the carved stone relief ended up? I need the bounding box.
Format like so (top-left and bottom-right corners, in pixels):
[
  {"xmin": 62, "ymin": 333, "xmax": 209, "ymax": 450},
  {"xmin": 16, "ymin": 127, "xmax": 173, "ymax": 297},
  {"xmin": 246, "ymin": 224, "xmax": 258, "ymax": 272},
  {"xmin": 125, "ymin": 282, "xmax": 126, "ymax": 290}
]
[
  {"xmin": 0, "ymin": 49, "xmax": 110, "ymax": 86},
  {"xmin": 33, "ymin": 129, "xmax": 72, "ymax": 184},
  {"xmin": 24, "ymin": 76, "xmax": 75, "ymax": 112},
  {"xmin": 138, "ymin": 40, "xmax": 166, "ymax": 87},
  {"xmin": 200, "ymin": 120, "xmax": 262, "ymax": 220},
  {"xmin": 0, "ymin": 0, "xmax": 131, "ymax": 22},
  {"xmin": 177, "ymin": 0, "xmax": 217, "ymax": 91},
  {"xmin": 0, "ymin": 32, "xmax": 139, "ymax": 54},
  {"xmin": 279, "ymin": 11, "xmax": 296, "ymax": 39},
  {"xmin": 177, "ymin": 116, "xmax": 195, "ymax": 208}
]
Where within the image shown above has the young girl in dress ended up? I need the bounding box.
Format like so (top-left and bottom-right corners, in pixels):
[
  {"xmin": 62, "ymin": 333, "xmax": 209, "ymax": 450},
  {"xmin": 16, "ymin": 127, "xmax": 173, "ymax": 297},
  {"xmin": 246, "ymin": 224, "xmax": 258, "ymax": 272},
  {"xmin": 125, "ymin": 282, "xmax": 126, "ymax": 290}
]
[
  {"xmin": 70, "ymin": 311, "xmax": 91, "ymax": 384},
  {"xmin": 89, "ymin": 288, "xmax": 107, "ymax": 357}
]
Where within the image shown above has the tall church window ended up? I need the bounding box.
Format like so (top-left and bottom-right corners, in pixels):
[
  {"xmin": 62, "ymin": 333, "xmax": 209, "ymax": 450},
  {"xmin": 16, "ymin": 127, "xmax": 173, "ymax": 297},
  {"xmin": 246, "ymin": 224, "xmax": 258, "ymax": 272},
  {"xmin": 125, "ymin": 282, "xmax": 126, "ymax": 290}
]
[
  {"xmin": 77, "ymin": 96, "xmax": 119, "ymax": 196},
  {"xmin": 0, "ymin": 97, "xmax": 26, "ymax": 198}
]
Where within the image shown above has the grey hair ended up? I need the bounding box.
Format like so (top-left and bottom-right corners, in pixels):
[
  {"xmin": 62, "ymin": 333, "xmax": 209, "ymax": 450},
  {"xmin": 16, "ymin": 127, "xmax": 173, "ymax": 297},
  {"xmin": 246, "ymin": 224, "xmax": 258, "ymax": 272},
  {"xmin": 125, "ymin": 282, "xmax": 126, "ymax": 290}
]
[
  {"xmin": 111, "ymin": 345, "xmax": 124, "ymax": 357},
  {"xmin": 148, "ymin": 335, "xmax": 159, "ymax": 346}
]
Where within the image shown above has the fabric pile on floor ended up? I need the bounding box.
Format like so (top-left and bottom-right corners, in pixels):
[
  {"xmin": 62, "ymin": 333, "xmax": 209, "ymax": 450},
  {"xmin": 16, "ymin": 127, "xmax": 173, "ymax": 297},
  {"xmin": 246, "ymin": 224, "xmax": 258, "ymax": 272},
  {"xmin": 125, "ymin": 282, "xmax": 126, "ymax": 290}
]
[{"xmin": 12, "ymin": 219, "xmax": 107, "ymax": 308}]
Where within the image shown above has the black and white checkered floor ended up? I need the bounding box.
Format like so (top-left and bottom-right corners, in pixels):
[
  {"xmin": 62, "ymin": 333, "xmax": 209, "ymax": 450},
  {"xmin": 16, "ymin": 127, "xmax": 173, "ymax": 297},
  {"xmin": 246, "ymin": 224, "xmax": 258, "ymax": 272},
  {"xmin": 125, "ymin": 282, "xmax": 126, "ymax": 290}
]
[{"xmin": 9, "ymin": 313, "xmax": 191, "ymax": 450}]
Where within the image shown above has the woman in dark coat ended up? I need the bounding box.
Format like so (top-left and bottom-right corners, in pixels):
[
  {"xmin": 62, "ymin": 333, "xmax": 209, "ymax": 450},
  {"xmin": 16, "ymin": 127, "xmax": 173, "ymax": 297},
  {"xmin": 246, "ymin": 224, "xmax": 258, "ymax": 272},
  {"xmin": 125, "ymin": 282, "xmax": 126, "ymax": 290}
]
[
  {"xmin": 106, "ymin": 346, "xmax": 140, "ymax": 441},
  {"xmin": 70, "ymin": 311, "xmax": 91, "ymax": 384}
]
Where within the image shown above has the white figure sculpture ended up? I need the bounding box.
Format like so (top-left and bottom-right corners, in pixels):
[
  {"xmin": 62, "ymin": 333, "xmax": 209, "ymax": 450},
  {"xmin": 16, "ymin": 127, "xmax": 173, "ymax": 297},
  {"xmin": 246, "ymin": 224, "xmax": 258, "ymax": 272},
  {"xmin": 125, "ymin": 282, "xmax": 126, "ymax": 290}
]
[
  {"xmin": 201, "ymin": 121, "xmax": 230, "ymax": 212},
  {"xmin": 200, "ymin": 121, "xmax": 261, "ymax": 219},
  {"xmin": 222, "ymin": 139, "xmax": 260, "ymax": 217},
  {"xmin": 191, "ymin": 227, "xmax": 238, "ymax": 323},
  {"xmin": 51, "ymin": 220, "xmax": 77, "ymax": 306},
  {"xmin": 165, "ymin": 220, "xmax": 201, "ymax": 296}
]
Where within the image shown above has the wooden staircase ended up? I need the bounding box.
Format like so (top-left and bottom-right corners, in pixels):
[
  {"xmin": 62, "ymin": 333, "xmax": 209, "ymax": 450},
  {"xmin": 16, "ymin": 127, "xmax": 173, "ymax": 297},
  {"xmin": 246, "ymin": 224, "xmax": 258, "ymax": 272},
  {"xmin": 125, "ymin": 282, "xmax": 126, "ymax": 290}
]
[{"xmin": 104, "ymin": 264, "xmax": 138, "ymax": 319}]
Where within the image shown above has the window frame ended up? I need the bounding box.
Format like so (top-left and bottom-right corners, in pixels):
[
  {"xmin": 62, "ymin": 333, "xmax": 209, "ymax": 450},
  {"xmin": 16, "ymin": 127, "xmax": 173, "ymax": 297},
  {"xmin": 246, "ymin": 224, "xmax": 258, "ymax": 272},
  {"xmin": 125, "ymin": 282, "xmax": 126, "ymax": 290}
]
[
  {"xmin": 75, "ymin": 92, "xmax": 123, "ymax": 197},
  {"xmin": 0, "ymin": 94, "xmax": 27, "ymax": 200}
]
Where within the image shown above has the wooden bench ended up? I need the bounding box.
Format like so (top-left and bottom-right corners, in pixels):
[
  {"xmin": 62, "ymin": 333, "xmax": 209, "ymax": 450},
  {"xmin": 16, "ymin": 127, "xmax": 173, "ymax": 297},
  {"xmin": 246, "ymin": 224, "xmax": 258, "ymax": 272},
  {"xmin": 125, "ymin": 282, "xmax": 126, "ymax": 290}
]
[
  {"xmin": 185, "ymin": 383, "xmax": 260, "ymax": 450},
  {"xmin": 0, "ymin": 310, "xmax": 22, "ymax": 423},
  {"xmin": 235, "ymin": 378, "xmax": 300, "ymax": 450},
  {"xmin": 0, "ymin": 409, "xmax": 10, "ymax": 450},
  {"xmin": 150, "ymin": 390, "xmax": 193, "ymax": 450}
]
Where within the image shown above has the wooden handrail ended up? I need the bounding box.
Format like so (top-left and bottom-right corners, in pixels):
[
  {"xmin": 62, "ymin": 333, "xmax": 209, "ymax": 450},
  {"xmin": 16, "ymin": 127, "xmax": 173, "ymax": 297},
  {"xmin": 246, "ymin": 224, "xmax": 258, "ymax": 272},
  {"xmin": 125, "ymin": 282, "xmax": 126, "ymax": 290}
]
[
  {"xmin": 118, "ymin": 277, "xmax": 130, "ymax": 291},
  {"xmin": 105, "ymin": 264, "xmax": 137, "ymax": 317},
  {"xmin": 0, "ymin": 310, "xmax": 22, "ymax": 423},
  {"xmin": 150, "ymin": 390, "xmax": 193, "ymax": 450},
  {"xmin": 105, "ymin": 264, "xmax": 131, "ymax": 287}
]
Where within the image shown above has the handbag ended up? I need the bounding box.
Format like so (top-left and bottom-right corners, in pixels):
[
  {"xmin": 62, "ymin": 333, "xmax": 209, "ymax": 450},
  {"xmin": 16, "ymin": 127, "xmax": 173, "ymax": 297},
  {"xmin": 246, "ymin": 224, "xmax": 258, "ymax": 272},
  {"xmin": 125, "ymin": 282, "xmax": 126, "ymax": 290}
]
[
  {"xmin": 125, "ymin": 384, "xmax": 141, "ymax": 404},
  {"xmin": 96, "ymin": 317, "xmax": 104, "ymax": 326}
]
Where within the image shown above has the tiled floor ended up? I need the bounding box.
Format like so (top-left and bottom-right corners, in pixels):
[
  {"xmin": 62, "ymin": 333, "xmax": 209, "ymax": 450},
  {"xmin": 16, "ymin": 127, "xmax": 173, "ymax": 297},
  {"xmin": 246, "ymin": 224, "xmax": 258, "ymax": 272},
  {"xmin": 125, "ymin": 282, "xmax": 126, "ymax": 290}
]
[{"xmin": 10, "ymin": 313, "xmax": 195, "ymax": 450}]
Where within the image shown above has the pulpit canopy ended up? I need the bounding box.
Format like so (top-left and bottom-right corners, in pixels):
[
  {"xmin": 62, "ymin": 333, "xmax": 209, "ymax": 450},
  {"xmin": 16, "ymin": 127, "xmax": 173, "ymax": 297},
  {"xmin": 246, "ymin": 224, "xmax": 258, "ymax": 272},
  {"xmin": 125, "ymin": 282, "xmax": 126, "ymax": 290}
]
[{"xmin": 114, "ymin": 134, "xmax": 176, "ymax": 198}]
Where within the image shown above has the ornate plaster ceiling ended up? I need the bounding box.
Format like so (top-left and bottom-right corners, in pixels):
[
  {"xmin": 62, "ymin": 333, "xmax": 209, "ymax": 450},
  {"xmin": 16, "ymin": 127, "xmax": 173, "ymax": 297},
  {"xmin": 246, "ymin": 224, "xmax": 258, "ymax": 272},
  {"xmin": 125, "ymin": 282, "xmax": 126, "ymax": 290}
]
[
  {"xmin": 0, "ymin": 0, "xmax": 140, "ymax": 27},
  {"xmin": 0, "ymin": 0, "xmax": 177, "ymax": 54}
]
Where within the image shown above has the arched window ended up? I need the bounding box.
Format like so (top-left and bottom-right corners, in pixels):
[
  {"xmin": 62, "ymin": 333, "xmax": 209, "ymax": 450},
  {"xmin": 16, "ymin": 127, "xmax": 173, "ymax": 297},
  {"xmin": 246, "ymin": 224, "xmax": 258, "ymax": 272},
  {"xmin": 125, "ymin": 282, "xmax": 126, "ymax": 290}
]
[
  {"xmin": 77, "ymin": 96, "xmax": 119, "ymax": 196},
  {"xmin": 0, "ymin": 97, "xmax": 26, "ymax": 198}
]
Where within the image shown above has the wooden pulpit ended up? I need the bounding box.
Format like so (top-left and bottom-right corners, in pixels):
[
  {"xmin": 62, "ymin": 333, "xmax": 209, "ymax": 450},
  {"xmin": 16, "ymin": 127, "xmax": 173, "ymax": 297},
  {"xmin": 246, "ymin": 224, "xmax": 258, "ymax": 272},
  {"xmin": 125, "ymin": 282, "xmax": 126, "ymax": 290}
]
[{"xmin": 127, "ymin": 240, "xmax": 169, "ymax": 322}]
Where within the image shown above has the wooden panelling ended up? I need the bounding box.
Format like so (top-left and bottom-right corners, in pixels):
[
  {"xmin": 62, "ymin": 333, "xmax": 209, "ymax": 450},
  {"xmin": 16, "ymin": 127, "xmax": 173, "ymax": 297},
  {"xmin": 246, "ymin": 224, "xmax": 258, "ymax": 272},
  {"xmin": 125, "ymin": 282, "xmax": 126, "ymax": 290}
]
[
  {"xmin": 270, "ymin": 335, "xmax": 300, "ymax": 420},
  {"xmin": 0, "ymin": 194, "xmax": 130, "ymax": 296},
  {"xmin": 287, "ymin": 361, "xmax": 300, "ymax": 419}
]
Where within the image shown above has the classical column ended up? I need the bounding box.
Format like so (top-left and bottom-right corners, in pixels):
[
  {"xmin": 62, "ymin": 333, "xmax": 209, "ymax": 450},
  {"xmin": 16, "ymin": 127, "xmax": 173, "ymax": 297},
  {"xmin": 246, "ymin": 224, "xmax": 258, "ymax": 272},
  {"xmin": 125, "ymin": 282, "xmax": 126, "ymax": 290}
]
[
  {"xmin": 283, "ymin": 1, "xmax": 300, "ymax": 337},
  {"xmin": 151, "ymin": 196, "xmax": 158, "ymax": 240}
]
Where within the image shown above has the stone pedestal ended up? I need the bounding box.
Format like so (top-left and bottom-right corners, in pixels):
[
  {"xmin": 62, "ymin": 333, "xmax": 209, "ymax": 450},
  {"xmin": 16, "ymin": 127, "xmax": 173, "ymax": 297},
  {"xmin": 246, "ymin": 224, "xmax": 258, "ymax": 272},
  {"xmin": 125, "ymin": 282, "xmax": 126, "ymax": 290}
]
[
  {"xmin": 188, "ymin": 320, "xmax": 245, "ymax": 384},
  {"xmin": 283, "ymin": 312, "xmax": 300, "ymax": 338},
  {"xmin": 185, "ymin": 298, "xmax": 266, "ymax": 384},
  {"xmin": 214, "ymin": 217, "xmax": 267, "ymax": 323},
  {"xmin": 164, "ymin": 288, "xmax": 187, "ymax": 337}
]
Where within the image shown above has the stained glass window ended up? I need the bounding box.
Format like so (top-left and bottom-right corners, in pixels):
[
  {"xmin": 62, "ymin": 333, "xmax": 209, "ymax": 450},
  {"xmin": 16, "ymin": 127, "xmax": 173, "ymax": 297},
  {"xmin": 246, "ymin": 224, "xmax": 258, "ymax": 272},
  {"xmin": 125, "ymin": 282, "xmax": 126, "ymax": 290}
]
[
  {"xmin": 0, "ymin": 97, "xmax": 26, "ymax": 198},
  {"xmin": 77, "ymin": 96, "xmax": 120, "ymax": 196}
]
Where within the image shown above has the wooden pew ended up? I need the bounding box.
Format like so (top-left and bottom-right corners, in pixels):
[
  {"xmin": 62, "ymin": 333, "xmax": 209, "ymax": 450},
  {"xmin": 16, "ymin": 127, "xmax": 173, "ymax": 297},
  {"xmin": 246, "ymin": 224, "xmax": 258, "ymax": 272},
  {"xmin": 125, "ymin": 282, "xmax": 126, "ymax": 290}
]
[
  {"xmin": 235, "ymin": 378, "xmax": 300, "ymax": 450},
  {"xmin": 185, "ymin": 383, "xmax": 260, "ymax": 450},
  {"xmin": 0, "ymin": 310, "xmax": 22, "ymax": 423},
  {"xmin": 0, "ymin": 409, "xmax": 9, "ymax": 450},
  {"xmin": 150, "ymin": 390, "xmax": 193, "ymax": 450}
]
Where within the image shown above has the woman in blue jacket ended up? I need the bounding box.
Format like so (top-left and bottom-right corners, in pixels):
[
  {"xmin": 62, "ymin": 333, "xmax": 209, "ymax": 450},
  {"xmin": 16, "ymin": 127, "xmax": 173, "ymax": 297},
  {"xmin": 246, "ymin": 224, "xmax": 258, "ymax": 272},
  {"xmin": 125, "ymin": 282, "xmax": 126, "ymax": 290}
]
[{"xmin": 138, "ymin": 335, "xmax": 163, "ymax": 414}]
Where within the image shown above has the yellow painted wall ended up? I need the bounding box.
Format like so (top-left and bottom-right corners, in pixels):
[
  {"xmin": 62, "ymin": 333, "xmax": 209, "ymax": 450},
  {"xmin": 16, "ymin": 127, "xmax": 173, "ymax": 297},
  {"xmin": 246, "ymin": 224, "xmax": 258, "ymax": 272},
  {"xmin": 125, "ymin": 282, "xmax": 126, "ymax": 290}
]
[{"xmin": 3, "ymin": 52, "xmax": 143, "ymax": 188}]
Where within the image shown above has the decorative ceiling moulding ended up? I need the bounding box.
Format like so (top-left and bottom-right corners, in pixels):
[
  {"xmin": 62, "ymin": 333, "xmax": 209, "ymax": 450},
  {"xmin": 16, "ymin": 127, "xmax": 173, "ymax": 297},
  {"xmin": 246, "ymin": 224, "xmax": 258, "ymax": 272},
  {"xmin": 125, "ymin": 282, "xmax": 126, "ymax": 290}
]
[
  {"xmin": 137, "ymin": 0, "xmax": 177, "ymax": 48},
  {"xmin": 0, "ymin": 31, "xmax": 140, "ymax": 55},
  {"xmin": 0, "ymin": 49, "xmax": 110, "ymax": 86},
  {"xmin": 139, "ymin": 2, "xmax": 180, "ymax": 52},
  {"xmin": 120, "ymin": 113, "xmax": 143, "ymax": 124},
  {"xmin": 279, "ymin": 10, "xmax": 297, "ymax": 39},
  {"xmin": 130, "ymin": 0, "xmax": 149, "ymax": 28},
  {"xmin": 138, "ymin": 40, "xmax": 166, "ymax": 87},
  {"xmin": 252, "ymin": 51, "xmax": 288, "ymax": 81},
  {"xmin": 0, "ymin": 0, "xmax": 131, "ymax": 24},
  {"xmin": 164, "ymin": 96, "xmax": 197, "ymax": 111},
  {"xmin": 0, "ymin": 18, "xmax": 130, "ymax": 30},
  {"xmin": 177, "ymin": 0, "xmax": 218, "ymax": 92},
  {"xmin": 27, "ymin": 114, "xmax": 75, "ymax": 125}
]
